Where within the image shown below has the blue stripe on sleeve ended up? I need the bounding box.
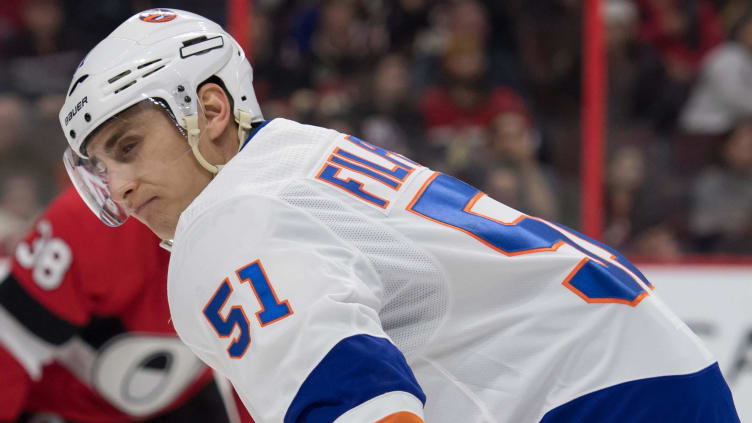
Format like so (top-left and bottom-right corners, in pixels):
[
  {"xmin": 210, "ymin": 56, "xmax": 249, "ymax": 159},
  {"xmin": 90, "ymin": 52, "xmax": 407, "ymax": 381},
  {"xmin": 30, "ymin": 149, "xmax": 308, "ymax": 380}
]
[
  {"xmin": 540, "ymin": 363, "xmax": 739, "ymax": 423},
  {"xmin": 284, "ymin": 334, "xmax": 425, "ymax": 423}
]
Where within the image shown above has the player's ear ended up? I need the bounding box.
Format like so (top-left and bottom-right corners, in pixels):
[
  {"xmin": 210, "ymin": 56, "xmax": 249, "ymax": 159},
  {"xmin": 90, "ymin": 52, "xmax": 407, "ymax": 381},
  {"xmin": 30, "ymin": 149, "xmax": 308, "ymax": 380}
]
[{"xmin": 197, "ymin": 82, "xmax": 231, "ymax": 142}]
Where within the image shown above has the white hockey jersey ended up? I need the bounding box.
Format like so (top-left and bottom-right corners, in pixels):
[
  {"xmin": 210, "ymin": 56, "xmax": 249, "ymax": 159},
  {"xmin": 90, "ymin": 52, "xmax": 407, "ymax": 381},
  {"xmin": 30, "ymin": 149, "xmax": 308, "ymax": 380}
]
[{"xmin": 167, "ymin": 118, "xmax": 739, "ymax": 423}]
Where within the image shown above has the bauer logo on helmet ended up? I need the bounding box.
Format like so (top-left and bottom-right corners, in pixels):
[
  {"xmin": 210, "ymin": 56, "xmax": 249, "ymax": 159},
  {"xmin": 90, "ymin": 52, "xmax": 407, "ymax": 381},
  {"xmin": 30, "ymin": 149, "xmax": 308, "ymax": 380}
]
[{"xmin": 64, "ymin": 96, "xmax": 87, "ymax": 126}]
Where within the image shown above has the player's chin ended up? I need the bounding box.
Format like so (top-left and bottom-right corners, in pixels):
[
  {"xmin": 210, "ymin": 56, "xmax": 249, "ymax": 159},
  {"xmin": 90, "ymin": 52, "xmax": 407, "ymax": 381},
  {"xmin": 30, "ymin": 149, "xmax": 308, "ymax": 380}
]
[{"xmin": 135, "ymin": 212, "xmax": 177, "ymax": 241}]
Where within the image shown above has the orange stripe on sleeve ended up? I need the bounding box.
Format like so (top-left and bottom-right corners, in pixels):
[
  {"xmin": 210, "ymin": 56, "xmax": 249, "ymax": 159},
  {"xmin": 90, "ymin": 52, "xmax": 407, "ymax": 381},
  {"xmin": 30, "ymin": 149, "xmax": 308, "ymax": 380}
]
[{"xmin": 375, "ymin": 411, "xmax": 424, "ymax": 423}]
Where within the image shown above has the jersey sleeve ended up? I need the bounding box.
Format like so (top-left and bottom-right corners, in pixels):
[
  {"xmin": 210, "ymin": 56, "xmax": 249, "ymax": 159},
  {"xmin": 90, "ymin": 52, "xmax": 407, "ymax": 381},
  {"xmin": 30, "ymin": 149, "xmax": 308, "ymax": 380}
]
[{"xmin": 168, "ymin": 195, "xmax": 426, "ymax": 423}]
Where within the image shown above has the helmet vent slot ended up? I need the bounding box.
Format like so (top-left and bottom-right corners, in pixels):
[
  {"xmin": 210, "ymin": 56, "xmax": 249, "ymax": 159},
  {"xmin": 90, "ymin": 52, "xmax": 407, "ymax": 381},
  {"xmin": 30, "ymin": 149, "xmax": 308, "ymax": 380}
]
[
  {"xmin": 141, "ymin": 65, "xmax": 166, "ymax": 78},
  {"xmin": 108, "ymin": 70, "xmax": 132, "ymax": 84},
  {"xmin": 137, "ymin": 58, "xmax": 162, "ymax": 69},
  {"xmin": 180, "ymin": 35, "xmax": 224, "ymax": 59},
  {"xmin": 114, "ymin": 80, "xmax": 137, "ymax": 94},
  {"xmin": 68, "ymin": 74, "xmax": 89, "ymax": 96},
  {"xmin": 182, "ymin": 36, "xmax": 208, "ymax": 47}
]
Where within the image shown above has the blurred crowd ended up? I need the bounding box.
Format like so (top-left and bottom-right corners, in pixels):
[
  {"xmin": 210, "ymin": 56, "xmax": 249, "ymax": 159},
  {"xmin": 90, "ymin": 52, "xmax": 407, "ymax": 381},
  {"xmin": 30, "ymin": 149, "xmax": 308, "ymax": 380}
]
[{"xmin": 1, "ymin": 0, "xmax": 751, "ymax": 260}]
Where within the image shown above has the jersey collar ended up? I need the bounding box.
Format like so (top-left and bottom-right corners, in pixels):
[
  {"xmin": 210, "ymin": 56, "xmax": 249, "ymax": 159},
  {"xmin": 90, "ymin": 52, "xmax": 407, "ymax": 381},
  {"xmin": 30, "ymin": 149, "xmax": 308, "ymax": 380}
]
[{"xmin": 240, "ymin": 120, "xmax": 271, "ymax": 151}]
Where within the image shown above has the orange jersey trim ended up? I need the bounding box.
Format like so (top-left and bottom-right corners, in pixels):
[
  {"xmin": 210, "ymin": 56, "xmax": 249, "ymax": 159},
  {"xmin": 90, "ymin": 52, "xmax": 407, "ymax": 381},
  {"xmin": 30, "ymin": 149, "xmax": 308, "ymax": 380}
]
[{"xmin": 375, "ymin": 411, "xmax": 424, "ymax": 423}]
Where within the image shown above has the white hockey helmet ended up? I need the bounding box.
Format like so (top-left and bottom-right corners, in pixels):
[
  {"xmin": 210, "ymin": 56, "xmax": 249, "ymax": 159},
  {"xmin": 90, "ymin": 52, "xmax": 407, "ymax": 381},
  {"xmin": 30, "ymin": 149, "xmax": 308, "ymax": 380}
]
[{"xmin": 59, "ymin": 8, "xmax": 263, "ymax": 226}]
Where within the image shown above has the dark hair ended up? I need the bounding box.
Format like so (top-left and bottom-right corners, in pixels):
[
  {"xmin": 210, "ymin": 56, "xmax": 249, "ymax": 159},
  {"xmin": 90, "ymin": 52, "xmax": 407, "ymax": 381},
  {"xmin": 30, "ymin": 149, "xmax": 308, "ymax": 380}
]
[{"xmin": 199, "ymin": 75, "xmax": 234, "ymax": 111}]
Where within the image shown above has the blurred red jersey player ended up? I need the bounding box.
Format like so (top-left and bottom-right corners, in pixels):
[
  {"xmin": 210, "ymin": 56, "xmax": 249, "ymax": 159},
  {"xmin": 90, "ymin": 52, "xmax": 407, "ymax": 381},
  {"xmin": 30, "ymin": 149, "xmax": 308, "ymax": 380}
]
[{"xmin": 0, "ymin": 186, "xmax": 252, "ymax": 423}]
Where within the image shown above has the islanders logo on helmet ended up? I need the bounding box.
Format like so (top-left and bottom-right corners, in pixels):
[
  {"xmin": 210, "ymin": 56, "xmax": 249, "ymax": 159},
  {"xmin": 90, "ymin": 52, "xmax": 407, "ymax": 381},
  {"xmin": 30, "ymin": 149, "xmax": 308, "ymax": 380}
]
[{"xmin": 139, "ymin": 9, "xmax": 177, "ymax": 23}]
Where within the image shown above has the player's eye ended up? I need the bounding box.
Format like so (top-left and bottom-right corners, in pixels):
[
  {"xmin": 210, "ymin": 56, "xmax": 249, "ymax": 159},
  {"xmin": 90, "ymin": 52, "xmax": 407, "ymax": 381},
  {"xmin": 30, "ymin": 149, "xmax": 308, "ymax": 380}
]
[
  {"xmin": 116, "ymin": 137, "xmax": 140, "ymax": 161},
  {"xmin": 122, "ymin": 142, "xmax": 136, "ymax": 155}
]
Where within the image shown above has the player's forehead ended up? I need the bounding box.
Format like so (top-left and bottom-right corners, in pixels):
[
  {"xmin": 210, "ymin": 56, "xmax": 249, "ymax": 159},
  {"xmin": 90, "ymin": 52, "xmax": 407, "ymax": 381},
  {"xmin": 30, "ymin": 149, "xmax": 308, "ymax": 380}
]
[{"xmin": 84, "ymin": 102, "xmax": 164, "ymax": 156}]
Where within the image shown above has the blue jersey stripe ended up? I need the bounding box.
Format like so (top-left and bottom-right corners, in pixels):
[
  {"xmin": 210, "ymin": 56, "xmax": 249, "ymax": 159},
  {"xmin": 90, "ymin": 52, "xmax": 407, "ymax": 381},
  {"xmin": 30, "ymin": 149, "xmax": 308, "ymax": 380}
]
[
  {"xmin": 548, "ymin": 220, "xmax": 652, "ymax": 287},
  {"xmin": 240, "ymin": 120, "xmax": 272, "ymax": 151},
  {"xmin": 284, "ymin": 334, "xmax": 425, "ymax": 423},
  {"xmin": 540, "ymin": 363, "xmax": 739, "ymax": 423}
]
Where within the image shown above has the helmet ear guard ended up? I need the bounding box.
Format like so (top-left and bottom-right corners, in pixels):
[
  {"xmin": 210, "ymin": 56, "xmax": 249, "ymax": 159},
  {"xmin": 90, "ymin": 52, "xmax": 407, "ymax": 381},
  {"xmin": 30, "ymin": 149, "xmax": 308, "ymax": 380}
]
[{"xmin": 59, "ymin": 8, "xmax": 264, "ymax": 226}]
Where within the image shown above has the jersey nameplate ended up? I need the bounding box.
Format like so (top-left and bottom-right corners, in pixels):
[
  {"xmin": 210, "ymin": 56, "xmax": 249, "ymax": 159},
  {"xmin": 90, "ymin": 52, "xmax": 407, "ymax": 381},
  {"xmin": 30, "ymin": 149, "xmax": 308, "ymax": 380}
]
[{"xmin": 314, "ymin": 135, "xmax": 420, "ymax": 211}]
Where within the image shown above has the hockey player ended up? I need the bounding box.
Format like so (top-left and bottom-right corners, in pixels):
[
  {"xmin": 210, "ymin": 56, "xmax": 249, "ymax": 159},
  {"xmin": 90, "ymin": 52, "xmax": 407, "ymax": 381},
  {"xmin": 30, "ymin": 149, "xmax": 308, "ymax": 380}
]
[
  {"xmin": 58, "ymin": 8, "xmax": 739, "ymax": 423},
  {"xmin": 0, "ymin": 186, "xmax": 251, "ymax": 423}
]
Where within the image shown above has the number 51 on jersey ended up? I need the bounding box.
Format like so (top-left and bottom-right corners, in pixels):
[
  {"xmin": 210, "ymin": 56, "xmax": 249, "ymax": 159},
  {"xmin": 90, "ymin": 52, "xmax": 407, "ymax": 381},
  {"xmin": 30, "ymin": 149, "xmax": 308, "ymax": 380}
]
[{"xmin": 203, "ymin": 260, "xmax": 293, "ymax": 358}]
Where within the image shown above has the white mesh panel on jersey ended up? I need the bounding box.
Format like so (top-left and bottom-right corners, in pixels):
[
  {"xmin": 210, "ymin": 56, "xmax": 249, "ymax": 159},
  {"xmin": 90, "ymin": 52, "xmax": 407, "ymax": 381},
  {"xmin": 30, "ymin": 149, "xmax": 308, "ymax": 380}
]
[{"xmin": 281, "ymin": 182, "xmax": 448, "ymax": 356}]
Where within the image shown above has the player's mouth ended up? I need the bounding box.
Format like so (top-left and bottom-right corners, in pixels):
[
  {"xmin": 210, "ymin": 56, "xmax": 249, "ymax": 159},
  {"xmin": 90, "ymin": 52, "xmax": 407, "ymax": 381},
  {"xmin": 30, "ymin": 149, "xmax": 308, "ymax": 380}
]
[{"xmin": 133, "ymin": 197, "xmax": 157, "ymax": 216}]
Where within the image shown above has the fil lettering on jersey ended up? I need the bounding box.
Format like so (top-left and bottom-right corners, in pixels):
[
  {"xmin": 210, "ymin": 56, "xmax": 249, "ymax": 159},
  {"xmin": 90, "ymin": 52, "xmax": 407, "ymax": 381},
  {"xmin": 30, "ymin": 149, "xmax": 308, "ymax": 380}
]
[{"xmin": 315, "ymin": 135, "xmax": 420, "ymax": 210}]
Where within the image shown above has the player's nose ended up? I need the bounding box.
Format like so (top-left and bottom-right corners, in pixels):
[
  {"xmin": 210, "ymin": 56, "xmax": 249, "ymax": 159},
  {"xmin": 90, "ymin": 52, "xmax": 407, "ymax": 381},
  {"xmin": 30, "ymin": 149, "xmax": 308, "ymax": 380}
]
[{"xmin": 109, "ymin": 171, "xmax": 138, "ymax": 207}]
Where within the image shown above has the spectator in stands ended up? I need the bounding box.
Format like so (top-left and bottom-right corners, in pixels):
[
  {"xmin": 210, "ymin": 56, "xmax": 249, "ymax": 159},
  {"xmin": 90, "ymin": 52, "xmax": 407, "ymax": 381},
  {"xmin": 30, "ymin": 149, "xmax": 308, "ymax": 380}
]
[
  {"xmin": 631, "ymin": 223, "xmax": 684, "ymax": 260},
  {"xmin": 679, "ymin": 8, "xmax": 752, "ymax": 135},
  {"xmin": 507, "ymin": 1, "xmax": 582, "ymax": 183},
  {"xmin": 717, "ymin": 0, "xmax": 750, "ymax": 32},
  {"xmin": 411, "ymin": 0, "xmax": 491, "ymax": 93},
  {"xmin": 385, "ymin": 0, "xmax": 432, "ymax": 56},
  {"xmin": 483, "ymin": 110, "xmax": 559, "ymax": 221},
  {"xmin": 671, "ymin": 7, "xmax": 752, "ymax": 174},
  {"xmin": 2, "ymin": 0, "xmax": 65, "ymax": 57},
  {"xmin": 0, "ymin": 172, "xmax": 41, "ymax": 258},
  {"xmin": 515, "ymin": 0, "xmax": 581, "ymax": 125},
  {"xmin": 0, "ymin": 95, "xmax": 59, "ymax": 200},
  {"xmin": 0, "ymin": 0, "xmax": 81, "ymax": 97},
  {"xmin": 419, "ymin": 33, "xmax": 526, "ymax": 186},
  {"xmin": 0, "ymin": 93, "xmax": 25, "ymax": 159},
  {"xmin": 688, "ymin": 118, "xmax": 752, "ymax": 253},
  {"xmin": 0, "ymin": 0, "xmax": 24, "ymax": 49},
  {"xmin": 448, "ymin": 0, "xmax": 488, "ymax": 38},
  {"xmin": 636, "ymin": 0, "xmax": 723, "ymax": 72},
  {"xmin": 631, "ymin": 0, "xmax": 722, "ymax": 132},
  {"xmin": 356, "ymin": 53, "xmax": 423, "ymax": 158},
  {"xmin": 604, "ymin": 0, "xmax": 640, "ymax": 126},
  {"xmin": 308, "ymin": 0, "xmax": 388, "ymax": 89},
  {"xmin": 603, "ymin": 138, "xmax": 688, "ymax": 256},
  {"xmin": 603, "ymin": 145, "xmax": 647, "ymax": 249}
]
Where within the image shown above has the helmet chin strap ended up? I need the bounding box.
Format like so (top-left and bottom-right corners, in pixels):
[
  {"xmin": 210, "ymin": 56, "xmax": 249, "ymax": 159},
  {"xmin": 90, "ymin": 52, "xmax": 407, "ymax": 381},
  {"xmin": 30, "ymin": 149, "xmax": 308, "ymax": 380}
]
[
  {"xmin": 236, "ymin": 110, "xmax": 253, "ymax": 151},
  {"xmin": 184, "ymin": 114, "xmax": 219, "ymax": 174},
  {"xmin": 160, "ymin": 110, "xmax": 255, "ymax": 252},
  {"xmin": 182, "ymin": 110, "xmax": 254, "ymax": 175}
]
